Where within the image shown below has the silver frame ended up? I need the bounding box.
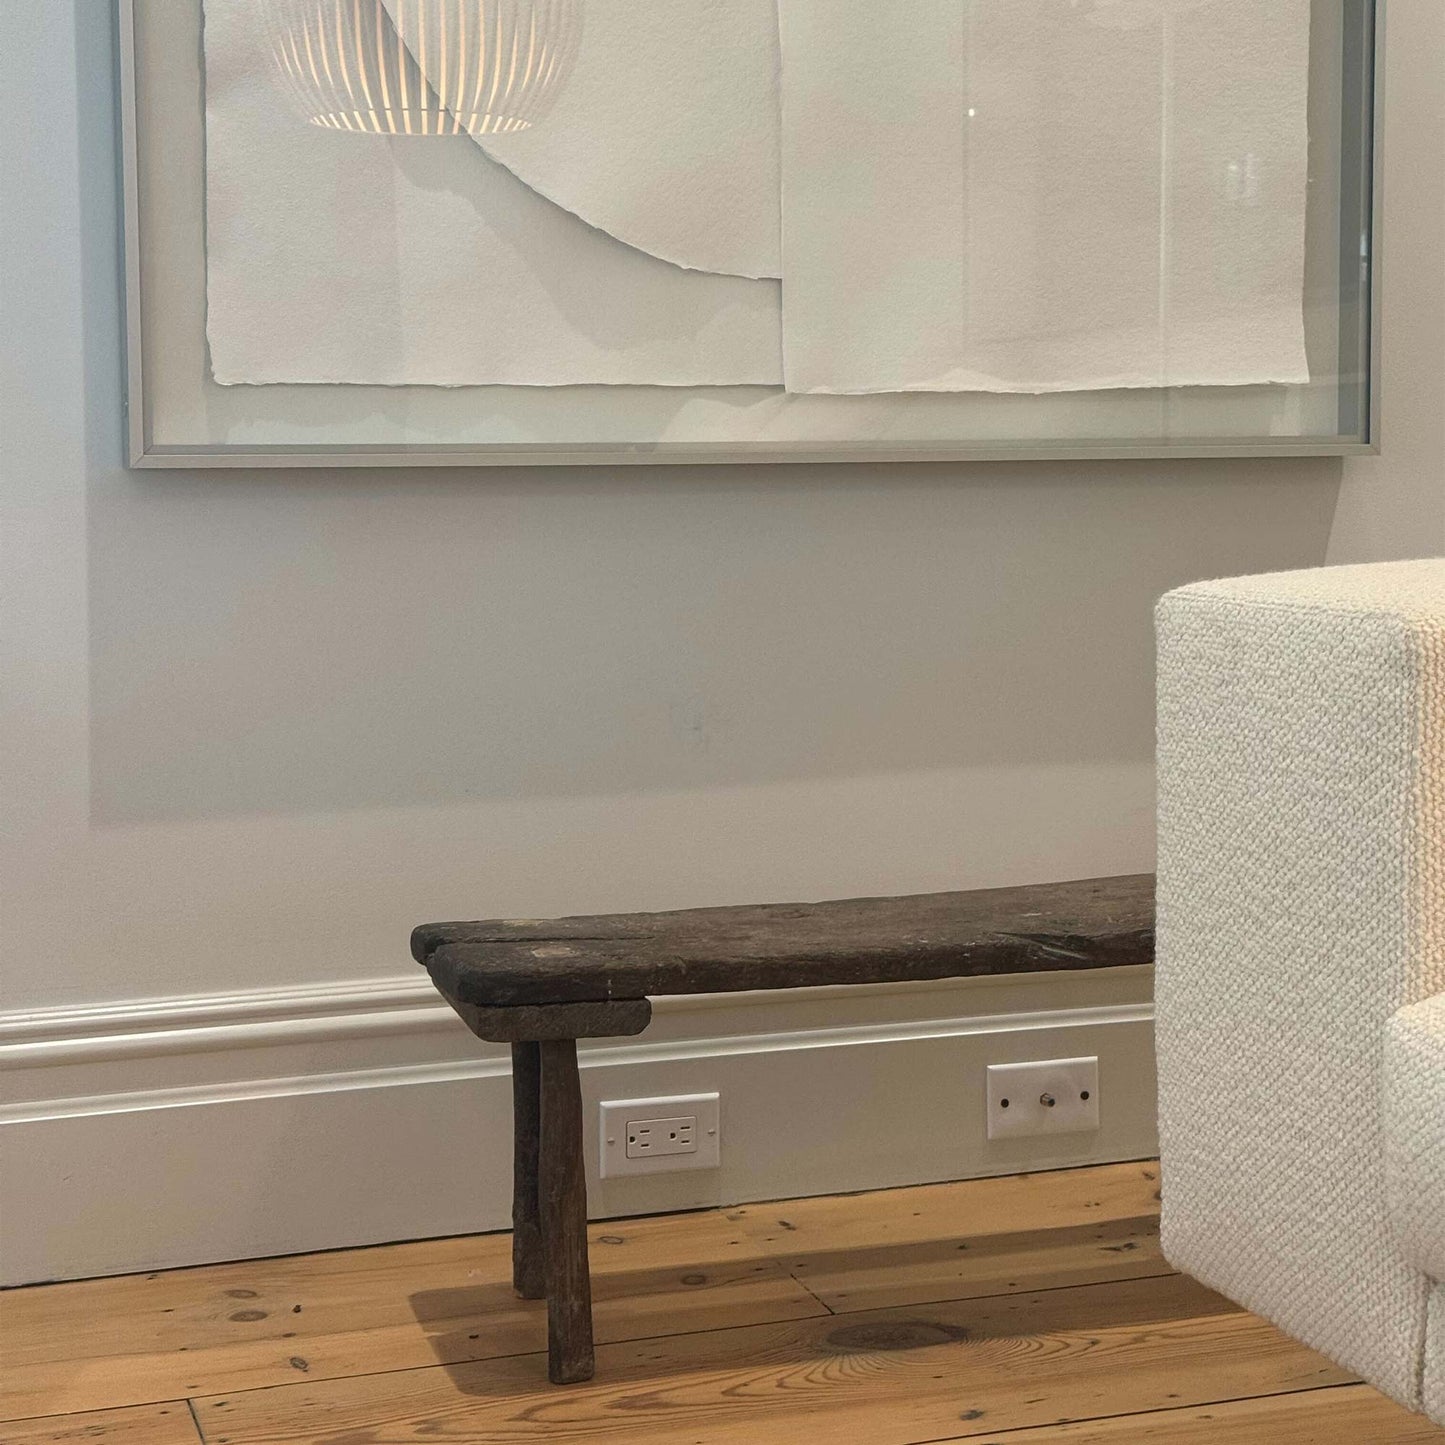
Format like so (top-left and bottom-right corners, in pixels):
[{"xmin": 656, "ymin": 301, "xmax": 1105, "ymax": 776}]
[{"xmin": 118, "ymin": 0, "xmax": 1385, "ymax": 469}]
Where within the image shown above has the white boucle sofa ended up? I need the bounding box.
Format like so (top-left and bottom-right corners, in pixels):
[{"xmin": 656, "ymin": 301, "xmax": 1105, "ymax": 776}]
[{"xmin": 1154, "ymin": 558, "xmax": 1445, "ymax": 1425}]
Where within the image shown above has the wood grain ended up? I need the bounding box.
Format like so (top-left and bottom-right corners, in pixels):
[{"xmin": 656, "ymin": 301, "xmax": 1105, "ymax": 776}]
[
  {"xmin": 190, "ymin": 1273, "xmax": 1353, "ymax": 1445},
  {"xmin": 953, "ymin": 1384, "xmax": 1442, "ymax": 1443},
  {"xmin": 451, "ymin": 998, "xmax": 653, "ymax": 1043},
  {"xmin": 731, "ymin": 1161, "xmax": 1166, "ymax": 1311},
  {"xmin": 0, "ymin": 1402, "xmax": 200, "ymax": 1444},
  {"xmin": 539, "ymin": 1039, "xmax": 593, "ymax": 1383},
  {"xmin": 0, "ymin": 1211, "xmax": 821, "ymax": 1420},
  {"xmin": 510, "ymin": 1041, "xmax": 546, "ymax": 1300},
  {"xmin": 14, "ymin": 1161, "xmax": 1424, "ymax": 1445},
  {"xmin": 415, "ymin": 873, "xmax": 1154, "ymax": 1006}
]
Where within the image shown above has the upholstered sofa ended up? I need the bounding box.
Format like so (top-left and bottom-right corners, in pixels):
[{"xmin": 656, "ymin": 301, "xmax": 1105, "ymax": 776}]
[{"xmin": 1154, "ymin": 558, "xmax": 1445, "ymax": 1425}]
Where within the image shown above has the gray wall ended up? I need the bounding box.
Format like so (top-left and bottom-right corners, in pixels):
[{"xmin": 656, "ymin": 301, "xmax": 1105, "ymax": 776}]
[{"xmin": 2, "ymin": 0, "xmax": 1438, "ymax": 1016}]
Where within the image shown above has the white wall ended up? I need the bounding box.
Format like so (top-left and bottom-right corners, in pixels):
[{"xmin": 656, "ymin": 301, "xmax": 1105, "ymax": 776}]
[{"xmin": 1, "ymin": 0, "xmax": 1439, "ymax": 1283}]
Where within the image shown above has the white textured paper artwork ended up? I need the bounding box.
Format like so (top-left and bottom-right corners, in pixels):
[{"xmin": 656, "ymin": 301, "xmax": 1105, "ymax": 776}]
[
  {"xmin": 381, "ymin": 0, "xmax": 782, "ymax": 278},
  {"xmin": 777, "ymin": 0, "xmax": 1311, "ymax": 394},
  {"xmin": 205, "ymin": 0, "xmax": 1311, "ymax": 394},
  {"xmin": 206, "ymin": 0, "xmax": 782, "ymax": 387}
]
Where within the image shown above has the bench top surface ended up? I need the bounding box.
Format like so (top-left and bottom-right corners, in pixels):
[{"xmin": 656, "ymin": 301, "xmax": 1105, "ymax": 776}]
[{"xmin": 414, "ymin": 873, "xmax": 1154, "ymax": 1008}]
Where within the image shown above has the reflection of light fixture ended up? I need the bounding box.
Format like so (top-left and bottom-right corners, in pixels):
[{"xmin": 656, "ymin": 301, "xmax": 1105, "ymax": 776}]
[{"xmin": 262, "ymin": 0, "xmax": 581, "ymax": 135}]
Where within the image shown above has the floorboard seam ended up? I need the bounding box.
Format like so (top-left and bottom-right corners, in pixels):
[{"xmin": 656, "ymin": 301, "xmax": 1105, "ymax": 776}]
[
  {"xmin": 185, "ymin": 1396, "xmax": 208, "ymax": 1443},
  {"xmin": 786, "ymin": 1272, "xmax": 838, "ymax": 1316},
  {"xmin": 819, "ymin": 1266, "xmax": 1182, "ymax": 1317}
]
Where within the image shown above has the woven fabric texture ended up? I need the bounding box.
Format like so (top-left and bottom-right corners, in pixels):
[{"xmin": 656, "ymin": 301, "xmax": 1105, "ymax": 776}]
[
  {"xmin": 1385, "ymin": 995, "xmax": 1445, "ymax": 1282},
  {"xmin": 1156, "ymin": 559, "xmax": 1445, "ymax": 1410}
]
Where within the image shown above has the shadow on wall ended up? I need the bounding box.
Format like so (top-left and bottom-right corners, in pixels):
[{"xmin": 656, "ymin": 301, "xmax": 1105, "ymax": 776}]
[{"xmin": 85, "ymin": 461, "xmax": 1339, "ymax": 825}]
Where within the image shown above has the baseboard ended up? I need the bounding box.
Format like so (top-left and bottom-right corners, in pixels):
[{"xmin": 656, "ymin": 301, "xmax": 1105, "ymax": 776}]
[{"xmin": 0, "ymin": 969, "xmax": 1157, "ymax": 1285}]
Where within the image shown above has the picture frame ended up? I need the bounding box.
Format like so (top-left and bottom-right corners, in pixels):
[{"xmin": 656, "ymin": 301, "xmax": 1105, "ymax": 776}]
[{"xmin": 119, "ymin": 0, "xmax": 1384, "ymax": 468}]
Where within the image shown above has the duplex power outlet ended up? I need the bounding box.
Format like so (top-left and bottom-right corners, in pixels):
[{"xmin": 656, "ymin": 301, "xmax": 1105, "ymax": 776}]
[
  {"xmin": 599, "ymin": 1093, "xmax": 720, "ymax": 1179},
  {"xmin": 626, "ymin": 1115, "xmax": 696, "ymax": 1159},
  {"xmin": 987, "ymin": 1057, "xmax": 1100, "ymax": 1140}
]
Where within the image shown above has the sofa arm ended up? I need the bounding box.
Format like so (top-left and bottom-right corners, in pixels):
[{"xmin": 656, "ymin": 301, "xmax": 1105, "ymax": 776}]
[{"xmin": 1155, "ymin": 559, "xmax": 1445, "ymax": 1410}]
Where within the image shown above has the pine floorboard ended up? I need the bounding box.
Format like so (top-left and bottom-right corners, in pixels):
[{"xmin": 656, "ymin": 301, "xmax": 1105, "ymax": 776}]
[
  {"xmin": 960, "ymin": 1385, "xmax": 1445, "ymax": 1443},
  {"xmin": 2, "ymin": 1160, "xmax": 1436, "ymax": 1444},
  {"xmin": 0, "ymin": 1402, "xmax": 201, "ymax": 1444}
]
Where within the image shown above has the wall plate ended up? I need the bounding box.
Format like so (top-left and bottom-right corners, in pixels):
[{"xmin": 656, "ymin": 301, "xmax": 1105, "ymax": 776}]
[
  {"xmin": 986, "ymin": 1057, "xmax": 1100, "ymax": 1140},
  {"xmin": 599, "ymin": 1092, "xmax": 721, "ymax": 1178}
]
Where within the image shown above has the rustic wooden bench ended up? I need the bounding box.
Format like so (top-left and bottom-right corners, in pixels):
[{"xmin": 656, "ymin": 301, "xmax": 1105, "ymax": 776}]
[{"xmin": 411, "ymin": 872, "xmax": 1154, "ymax": 1384}]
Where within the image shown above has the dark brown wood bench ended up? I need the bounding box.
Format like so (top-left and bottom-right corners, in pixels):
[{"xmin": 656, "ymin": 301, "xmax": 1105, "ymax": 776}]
[{"xmin": 411, "ymin": 872, "xmax": 1154, "ymax": 1384}]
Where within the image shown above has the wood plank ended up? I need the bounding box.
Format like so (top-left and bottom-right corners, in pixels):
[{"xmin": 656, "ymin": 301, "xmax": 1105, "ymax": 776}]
[
  {"xmin": 415, "ymin": 874, "xmax": 1154, "ymax": 1006},
  {"xmin": 539, "ymin": 1039, "xmax": 594, "ymax": 1384},
  {"xmin": 451, "ymin": 999, "xmax": 652, "ymax": 1043},
  {"xmin": 951, "ymin": 1384, "xmax": 1442, "ymax": 1443},
  {"xmin": 0, "ymin": 1402, "xmax": 200, "ymax": 1444},
  {"xmin": 510, "ymin": 1041, "xmax": 545, "ymax": 1300},
  {"xmin": 191, "ymin": 1274, "xmax": 1353, "ymax": 1445},
  {"xmin": 0, "ymin": 1211, "xmax": 822, "ymax": 1421},
  {"xmin": 732, "ymin": 1161, "xmax": 1167, "ymax": 1311}
]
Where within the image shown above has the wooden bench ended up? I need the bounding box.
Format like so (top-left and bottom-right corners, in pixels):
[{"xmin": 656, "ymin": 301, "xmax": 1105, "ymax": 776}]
[{"xmin": 411, "ymin": 872, "xmax": 1154, "ymax": 1384}]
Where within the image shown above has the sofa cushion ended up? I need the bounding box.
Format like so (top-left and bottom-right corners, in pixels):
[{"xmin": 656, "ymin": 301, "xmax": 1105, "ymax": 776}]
[{"xmin": 1386, "ymin": 995, "xmax": 1445, "ymax": 1284}]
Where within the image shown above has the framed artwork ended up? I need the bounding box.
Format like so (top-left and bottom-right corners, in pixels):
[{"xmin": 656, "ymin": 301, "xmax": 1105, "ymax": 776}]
[{"xmin": 119, "ymin": 0, "xmax": 1382, "ymax": 467}]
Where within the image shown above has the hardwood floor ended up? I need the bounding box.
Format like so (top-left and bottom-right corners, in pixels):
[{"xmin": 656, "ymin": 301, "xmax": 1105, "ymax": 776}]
[{"xmin": 2, "ymin": 1162, "xmax": 1437, "ymax": 1443}]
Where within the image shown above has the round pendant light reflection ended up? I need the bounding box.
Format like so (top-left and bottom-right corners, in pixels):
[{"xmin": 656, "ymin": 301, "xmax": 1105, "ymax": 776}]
[{"xmin": 261, "ymin": 0, "xmax": 582, "ymax": 136}]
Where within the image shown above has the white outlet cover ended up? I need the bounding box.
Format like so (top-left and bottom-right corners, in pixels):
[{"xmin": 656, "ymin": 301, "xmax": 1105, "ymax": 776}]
[
  {"xmin": 986, "ymin": 1057, "xmax": 1100, "ymax": 1140},
  {"xmin": 599, "ymin": 1093, "xmax": 720, "ymax": 1179}
]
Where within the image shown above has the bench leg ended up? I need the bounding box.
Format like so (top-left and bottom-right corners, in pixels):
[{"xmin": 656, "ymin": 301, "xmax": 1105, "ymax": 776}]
[
  {"xmin": 538, "ymin": 1037, "xmax": 595, "ymax": 1384},
  {"xmin": 510, "ymin": 1042, "xmax": 546, "ymax": 1300}
]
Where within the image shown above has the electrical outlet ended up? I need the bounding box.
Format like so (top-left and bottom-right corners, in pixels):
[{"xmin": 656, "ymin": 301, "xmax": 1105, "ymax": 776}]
[
  {"xmin": 626, "ymin": 1115, "xmax": 696, "ymax": 1159},
  {"xmin": 599, "ymin": 1093, "xmax": 720, "ymax": 1178},
  {"xmin": 986, "ymin": 1057, "xmax": 1100, "ymax": 1140}
]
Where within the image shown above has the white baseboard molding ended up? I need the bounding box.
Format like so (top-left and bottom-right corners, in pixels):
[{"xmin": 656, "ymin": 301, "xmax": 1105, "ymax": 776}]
[{"xmin": 0, "ymin": 969, "xmax": 1157, "ymax": 1285}]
